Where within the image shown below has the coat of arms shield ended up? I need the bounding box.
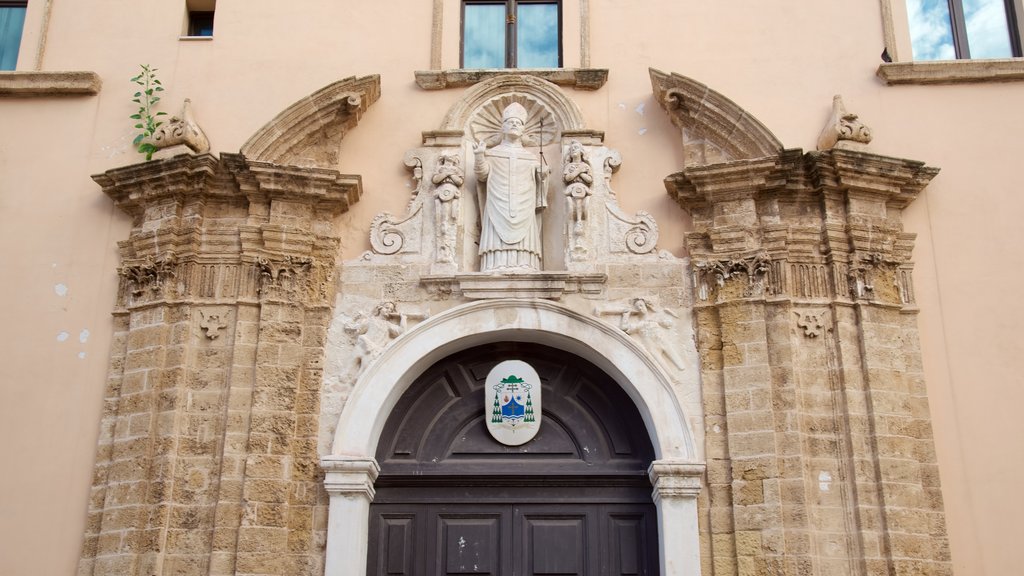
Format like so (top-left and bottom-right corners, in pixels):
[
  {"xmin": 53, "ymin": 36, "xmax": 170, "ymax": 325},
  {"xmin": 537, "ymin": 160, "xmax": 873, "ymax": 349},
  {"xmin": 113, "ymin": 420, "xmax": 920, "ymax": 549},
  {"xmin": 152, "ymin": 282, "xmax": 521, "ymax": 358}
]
[{"xmin": 485, "ymin": 359, "xmax": 542, "ymax": 446}]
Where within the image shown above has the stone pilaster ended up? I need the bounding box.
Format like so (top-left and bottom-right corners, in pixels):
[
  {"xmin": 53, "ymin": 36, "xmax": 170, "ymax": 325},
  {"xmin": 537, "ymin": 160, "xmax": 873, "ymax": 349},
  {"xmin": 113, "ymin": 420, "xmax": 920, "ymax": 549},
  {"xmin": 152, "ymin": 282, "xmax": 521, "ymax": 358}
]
[
  {"xmin": 669, "ymin": 148, "xmax": 950, "ymax": 576},
  {"xmin": 649, "ymin": 461, "xmax": 705, "ymax": 576},
  {"xmin": 80, "ymin": 153, "xmax": 358, "ymax": 576},
  {"xmin": 321, "ymin": 457, "xmax": 380, "ymax": 576}
]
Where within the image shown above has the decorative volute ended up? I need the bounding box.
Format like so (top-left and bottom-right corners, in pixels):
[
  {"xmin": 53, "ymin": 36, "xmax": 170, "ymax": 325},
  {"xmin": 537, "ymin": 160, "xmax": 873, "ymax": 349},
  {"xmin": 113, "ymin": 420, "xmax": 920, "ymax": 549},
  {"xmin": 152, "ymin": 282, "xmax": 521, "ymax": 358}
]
[
  {"xmin": 144, "ymin": 98, "xmax": 210, "ymax": 159},
  {"xmin": 816, "ymin": 94, "xmax": 873, "ymax": 151}
]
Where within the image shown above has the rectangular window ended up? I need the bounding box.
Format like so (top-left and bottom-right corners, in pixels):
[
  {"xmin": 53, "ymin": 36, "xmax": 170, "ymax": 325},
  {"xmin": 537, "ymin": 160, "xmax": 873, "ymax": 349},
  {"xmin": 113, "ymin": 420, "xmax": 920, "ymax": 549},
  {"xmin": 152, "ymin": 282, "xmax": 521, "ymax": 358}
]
[
  {"xmin": 907, "ymin": 0, "xmax": 1021, "ymax": 59},
  {"xmin": 184, "ymin": 0, "xmax": 216, "ymax": 38},
  {"xmin": 0, "ymin": 1, "xmax": 27, "ymax": 71},
  {"xmin": 462, "ymin": 0, "xmax": 561, "ymax": 69}
]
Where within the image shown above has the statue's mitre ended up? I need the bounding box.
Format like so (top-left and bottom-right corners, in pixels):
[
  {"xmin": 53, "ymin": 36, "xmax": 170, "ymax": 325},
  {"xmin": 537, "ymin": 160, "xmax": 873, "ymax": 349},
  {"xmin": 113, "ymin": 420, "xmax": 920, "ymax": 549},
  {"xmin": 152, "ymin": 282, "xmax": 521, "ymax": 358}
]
[{"xmin": 502, "ymin": 102, "xmax": 528, "ymax": 122}]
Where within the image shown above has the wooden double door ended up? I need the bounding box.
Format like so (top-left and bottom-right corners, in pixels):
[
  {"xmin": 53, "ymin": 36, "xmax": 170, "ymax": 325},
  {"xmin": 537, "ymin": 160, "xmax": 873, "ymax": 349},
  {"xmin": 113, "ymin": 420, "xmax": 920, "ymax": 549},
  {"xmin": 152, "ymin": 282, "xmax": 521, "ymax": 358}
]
[
  {"xmin": 367, "ymin": 343, "xmax": 660, "ymax": 576},
  {"xmin": 370, "ymin": 501, "xmax": 657, "ymax": 575}
]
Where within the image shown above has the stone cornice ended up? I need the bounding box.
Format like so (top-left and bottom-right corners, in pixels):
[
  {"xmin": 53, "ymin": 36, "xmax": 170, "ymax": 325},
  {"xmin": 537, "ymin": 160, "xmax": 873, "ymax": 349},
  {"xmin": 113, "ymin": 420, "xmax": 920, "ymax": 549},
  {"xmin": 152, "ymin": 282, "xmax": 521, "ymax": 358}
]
[
  {"xmin": 878, "ymin": 59, "xmax": 1024, "ymax": 85},
  {"xmin": 0, "ymin": 71, "xmax": 101, "ymax": 96},
  {"xmin": 93, "ymin": 153, "xmax": 225, "ymax": 222},
  {"xmin": 414, "ymin": 68, "xmax": 608, "ymax": 91},
  {"xmin": 648, "ymin": 460, "xmax": 705, "ymax": 501},
  {"xmin": 670, "ymin": 148, "xmax": 938, "ymax": 307},
  {"xmin": 321, "ymin": 457, "xmax": 381, "ymax": 500},
  {"xmin": 94, "ymin": 153, "xmax": 362, "ymax": 222}
]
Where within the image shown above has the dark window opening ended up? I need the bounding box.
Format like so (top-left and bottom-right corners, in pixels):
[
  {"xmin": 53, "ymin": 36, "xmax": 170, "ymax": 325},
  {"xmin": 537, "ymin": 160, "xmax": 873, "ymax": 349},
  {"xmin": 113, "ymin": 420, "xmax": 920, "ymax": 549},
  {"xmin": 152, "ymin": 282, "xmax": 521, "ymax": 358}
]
[
  {"xmin": 907, "ymin": 0, "xmax": 1021, "ymax": 60},
  {"xmin": 462, "ymin": 0, "xmax": 561, "ymax": 69},
  {"xmin": 188, "ymin": 11, "xmax": 215, "ymax": 37},
  {"xmin": 0, "ymin": 1, "xmax": 27, "ymax": 71}
]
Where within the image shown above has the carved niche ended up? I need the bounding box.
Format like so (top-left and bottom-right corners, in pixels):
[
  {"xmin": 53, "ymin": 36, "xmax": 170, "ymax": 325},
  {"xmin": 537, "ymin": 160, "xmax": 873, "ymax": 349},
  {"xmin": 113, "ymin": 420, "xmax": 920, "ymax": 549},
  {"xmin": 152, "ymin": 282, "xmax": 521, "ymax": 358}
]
[{"xmin": 362, "ymin": 75, "xmax": 666, "ymax": 299}]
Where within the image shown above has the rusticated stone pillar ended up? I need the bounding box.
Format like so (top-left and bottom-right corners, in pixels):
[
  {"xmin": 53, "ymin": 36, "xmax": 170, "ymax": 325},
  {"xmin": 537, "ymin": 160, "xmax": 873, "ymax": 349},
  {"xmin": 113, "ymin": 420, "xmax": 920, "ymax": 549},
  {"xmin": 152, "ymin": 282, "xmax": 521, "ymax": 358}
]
[
  {"xmin": 668, "ymin": 148, "xmax": 951, "ymax": 576},
  {"xmin": 79, "ymin": 153, "xmax": 359, "ymax": 576}
]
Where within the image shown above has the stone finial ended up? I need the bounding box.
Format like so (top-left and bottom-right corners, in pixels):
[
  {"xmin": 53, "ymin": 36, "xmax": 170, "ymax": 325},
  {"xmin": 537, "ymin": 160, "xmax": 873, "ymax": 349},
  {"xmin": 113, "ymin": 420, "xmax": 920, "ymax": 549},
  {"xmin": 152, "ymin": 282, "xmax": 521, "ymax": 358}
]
[
  {"xmin": 145, "ymin": 98, "xmax": 211, "ymax": 158},
  {"xmin": 817, "ymin": 95, "xmax": 872, "ymax": 151}
]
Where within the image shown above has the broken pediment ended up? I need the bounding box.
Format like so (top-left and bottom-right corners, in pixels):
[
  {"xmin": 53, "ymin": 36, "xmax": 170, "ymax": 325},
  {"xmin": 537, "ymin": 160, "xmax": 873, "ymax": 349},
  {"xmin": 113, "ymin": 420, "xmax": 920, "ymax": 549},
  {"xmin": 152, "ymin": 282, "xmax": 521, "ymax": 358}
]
[
  {"xmin": 240, "ymin": 75, "xmax": 380, "ymax": 169},
  {"xmin": 650, "ymin": 68, "xmax": 783, "ymax": 167}
]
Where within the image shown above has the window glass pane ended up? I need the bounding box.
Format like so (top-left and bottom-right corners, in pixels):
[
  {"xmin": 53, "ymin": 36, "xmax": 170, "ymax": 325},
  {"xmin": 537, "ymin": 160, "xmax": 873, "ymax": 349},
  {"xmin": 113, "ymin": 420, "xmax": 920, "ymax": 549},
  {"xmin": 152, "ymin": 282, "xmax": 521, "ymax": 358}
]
[
  {"xmin": 907, "ymin": 0, "xmax": 956, "ymax": 60},
  {"xmin": 963, "ymin": 0, "xmax": 1013, "ymax": 58},
  {"xmin": 517, "ymin": 3, "xmax": 559, "ymax": 68},
  {"xmin": 0, "ymin": 6, "xmax": 26, "ymax": 71},
  {"xmin": 464, "ymin": 3, "xmax": 506, "ymax": 69}
]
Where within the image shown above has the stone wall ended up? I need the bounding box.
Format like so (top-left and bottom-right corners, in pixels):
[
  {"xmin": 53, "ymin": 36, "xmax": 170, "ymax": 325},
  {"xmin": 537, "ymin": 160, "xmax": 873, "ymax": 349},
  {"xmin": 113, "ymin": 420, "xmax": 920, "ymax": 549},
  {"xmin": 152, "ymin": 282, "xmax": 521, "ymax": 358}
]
[
  {"xmin": 669, "ymin": 149, "xmax": 951, "ymax": 576},
  {"xmin": 79, "ymin": 154, "xmax": 356, "ymax": 576}
]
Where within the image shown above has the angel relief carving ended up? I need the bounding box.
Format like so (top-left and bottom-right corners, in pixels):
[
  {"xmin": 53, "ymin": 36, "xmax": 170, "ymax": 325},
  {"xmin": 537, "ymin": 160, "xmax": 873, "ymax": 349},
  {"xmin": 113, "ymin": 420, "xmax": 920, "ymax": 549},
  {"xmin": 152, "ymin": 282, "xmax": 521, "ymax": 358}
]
[
  {"xmin": 343, "ymin": 302, "xmax": 428, "ymax": 374},
  {"xmin": 596, "ymin": 298, "xmax": 687, "ymax": 373}
]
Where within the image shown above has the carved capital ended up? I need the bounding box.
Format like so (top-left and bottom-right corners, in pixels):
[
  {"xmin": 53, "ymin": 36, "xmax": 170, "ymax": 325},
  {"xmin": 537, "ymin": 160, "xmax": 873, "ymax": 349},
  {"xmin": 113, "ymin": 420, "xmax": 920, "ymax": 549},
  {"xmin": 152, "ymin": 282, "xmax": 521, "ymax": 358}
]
[
  {"xmin": 648, "ymin": 460, "xmax": 705, "ymax": 501},
  {"xmin": 692, "ymin": 252, "xmax": 773, "ymax": 302},
  {"xmin": 321, "ymin": 456, "xmax": 380, "ymax": 501}
]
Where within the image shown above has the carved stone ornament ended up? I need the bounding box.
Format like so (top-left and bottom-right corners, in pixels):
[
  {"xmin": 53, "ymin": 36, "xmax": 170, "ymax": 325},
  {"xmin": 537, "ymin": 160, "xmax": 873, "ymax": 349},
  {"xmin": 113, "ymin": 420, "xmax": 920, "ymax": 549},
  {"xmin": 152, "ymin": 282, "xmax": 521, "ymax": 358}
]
[
  {"xmin": 256, "ymin": 255, "xmax": 322, "ymax": 300},
  {"xmin": 432, "ymin": 152, "xmax": 464, "ymax": 264},
  {"xmin": 199, "ymin": 308, "xmax": 230, "ymax": 340},
  {"xmin": 847, "ymin": 252, "xmax": 901, "ymax": 301},
  {"xmin": 817, "ymin": 95, "xmax": 873, "ymax": 152},
  {"xmin": 474, "ymin": 101, "xmax": 551, "ymax": 273},
  {"xmin": 485, "ymin": 360, "xmax": 542, "ymax": 446},
  {"xmin": 563, "ymin": 139, "xmax": 593, "ymax": 260},
  {"xmin": 343, "ymin": 301, "xmax": 428, "ymax": 375},
  {"xmin": 693, "ymin": 252, "xmax": 772, "ymax": 301},
  {"xmin": 794, "ymin": 310, "xmax": 828, "ymax": 338},
  {"xmin": 595, "ymin": 298, "xmax": 687, "ymax": 373},
  {"xmin": 119, "ymin": 253, "xmax": 177, "ymax": 298},
  {"xmin": 144, "ymin": 98, "xmax": 210, "ymax": 158}
]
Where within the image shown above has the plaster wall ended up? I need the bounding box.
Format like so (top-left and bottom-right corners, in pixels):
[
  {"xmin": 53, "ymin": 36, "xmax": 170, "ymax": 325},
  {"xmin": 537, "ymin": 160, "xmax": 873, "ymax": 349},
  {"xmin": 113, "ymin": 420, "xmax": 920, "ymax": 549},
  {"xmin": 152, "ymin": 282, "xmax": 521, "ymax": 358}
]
[{"xmin": 0, "ymin": 1, "xmax": 1021, "ymax": 574}]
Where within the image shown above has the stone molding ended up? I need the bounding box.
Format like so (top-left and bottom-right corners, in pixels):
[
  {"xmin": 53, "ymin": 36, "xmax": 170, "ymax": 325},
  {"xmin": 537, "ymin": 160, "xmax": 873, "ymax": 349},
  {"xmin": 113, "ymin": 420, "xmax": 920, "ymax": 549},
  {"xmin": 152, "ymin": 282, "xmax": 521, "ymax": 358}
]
[
  {"xmin": 321, "ymin": 456, "xmax": 380, "ymax": 500},
  {"xmin": 666, "ymin": 148, "xmax": 938, "ymax": 307},
  {"xmin": 878, "ymin": 58, "xmax": 1024, "ymax": 85},
  {"xmin": 439, "ymin": 73, "xmax": 587, "ymax": 132},
  {"xmin": 93, "ymin": 153, "xmax": 359, "ymax": 309},
  {"xmin": 421, "ymin": 272, "xmax": 607, "ymax": 299},
  {"xmin": 648, "ymin": 460, "xmax": 705, "ymax": 501},
  {"xmin": 240, "ymin": 75, "xmax": 380, "ymax": 168},
  {"xmin": 415, "ymin": 67, "xmax": 608, "ymax": 90},
  {"xmin": 650, "ymin": 68, "xmax": 783, "ymax": 167},
  {"xmin": 0, "ymin": 71, "xmax": 101, "ymax": 96}
]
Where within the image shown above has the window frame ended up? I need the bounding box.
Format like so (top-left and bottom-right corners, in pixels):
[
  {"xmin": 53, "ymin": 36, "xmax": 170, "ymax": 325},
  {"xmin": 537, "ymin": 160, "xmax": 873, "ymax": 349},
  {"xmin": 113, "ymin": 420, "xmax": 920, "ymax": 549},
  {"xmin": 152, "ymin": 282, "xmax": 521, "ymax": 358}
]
[
  {"xmin": 460, "ymin": 0, "xmax": 563, "ymax": 69},
  {"xmin": 944, "ymin": 0, "xmax": 1022, "ymax": 59},
  {"xmin": 0, "ymin": 0, "xmax": 28, "ymax": 71}
]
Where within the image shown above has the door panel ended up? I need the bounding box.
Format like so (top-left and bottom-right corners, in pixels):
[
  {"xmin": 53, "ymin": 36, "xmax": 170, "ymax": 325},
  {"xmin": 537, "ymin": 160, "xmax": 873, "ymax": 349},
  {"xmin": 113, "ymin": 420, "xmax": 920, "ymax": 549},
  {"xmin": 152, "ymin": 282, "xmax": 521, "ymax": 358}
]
[
  {"xmin": 516, "ymin": 506, "xmax": 591, "ymax": 576},
  {"xmin": 369, "ymin": 503, "xmax": 658, "ymax": 576},
  {"xmin": 436, "ymin": 512, "xmax": 506, "ymax": 575}
]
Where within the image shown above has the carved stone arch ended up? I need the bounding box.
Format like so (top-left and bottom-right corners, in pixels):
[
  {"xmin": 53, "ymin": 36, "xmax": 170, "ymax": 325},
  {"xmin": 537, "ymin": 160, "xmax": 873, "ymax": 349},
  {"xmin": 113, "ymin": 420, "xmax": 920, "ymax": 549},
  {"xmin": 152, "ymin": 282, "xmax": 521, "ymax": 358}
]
[
  {"xmin": 240, "ymin": 75, "xmax": 380, "ymax": 168},
  {"xmin": 321, "ymin": 299, "xmax": 704, "ymax": 576},
  {"xmin": 650, "ymin": 68, "xmax": 783, "ymax": 166},
  {"xmin": 440, "ymin": 74, "xmax": 587, "ymax": 136}
]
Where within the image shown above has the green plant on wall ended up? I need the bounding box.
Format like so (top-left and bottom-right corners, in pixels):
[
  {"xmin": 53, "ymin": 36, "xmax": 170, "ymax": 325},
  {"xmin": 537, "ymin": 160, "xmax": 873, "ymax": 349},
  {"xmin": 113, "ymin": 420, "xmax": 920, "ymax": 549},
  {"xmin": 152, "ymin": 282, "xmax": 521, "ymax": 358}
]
[{"xmin": 130, "ymin": 64, "xmax": 166, "ymax": 161}]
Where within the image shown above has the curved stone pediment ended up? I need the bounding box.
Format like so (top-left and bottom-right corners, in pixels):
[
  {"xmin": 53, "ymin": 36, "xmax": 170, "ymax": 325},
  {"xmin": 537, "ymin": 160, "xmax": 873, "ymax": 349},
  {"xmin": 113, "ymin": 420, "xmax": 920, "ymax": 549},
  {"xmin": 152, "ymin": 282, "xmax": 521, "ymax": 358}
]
[
  {"xmin": 650, "ymin": 68, "xmax": 783, "ymax": 167},
  {"xmin": 240, "ymin": 74, "xmax": 380, "ymax": 168}
]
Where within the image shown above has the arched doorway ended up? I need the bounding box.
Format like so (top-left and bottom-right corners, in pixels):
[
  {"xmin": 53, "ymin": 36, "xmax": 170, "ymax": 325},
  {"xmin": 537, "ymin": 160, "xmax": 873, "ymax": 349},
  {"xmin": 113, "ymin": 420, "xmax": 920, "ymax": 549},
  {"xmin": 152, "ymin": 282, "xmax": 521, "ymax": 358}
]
[
  {"xmin": 322, "ymin": 300, "xmax": 703, "ymax": 576},
  {"xmin": 368, "ymin": 342, "xmax": 658, "ymax": 575}
]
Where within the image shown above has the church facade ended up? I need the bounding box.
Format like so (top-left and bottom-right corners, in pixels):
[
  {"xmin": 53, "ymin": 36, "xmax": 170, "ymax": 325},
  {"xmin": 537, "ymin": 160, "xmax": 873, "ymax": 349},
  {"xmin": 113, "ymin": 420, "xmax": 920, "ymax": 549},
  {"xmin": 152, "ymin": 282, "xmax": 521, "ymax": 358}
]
[{"xmin": 1, "ymin": 2, "xmax": 1021, "ymax": 575}]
